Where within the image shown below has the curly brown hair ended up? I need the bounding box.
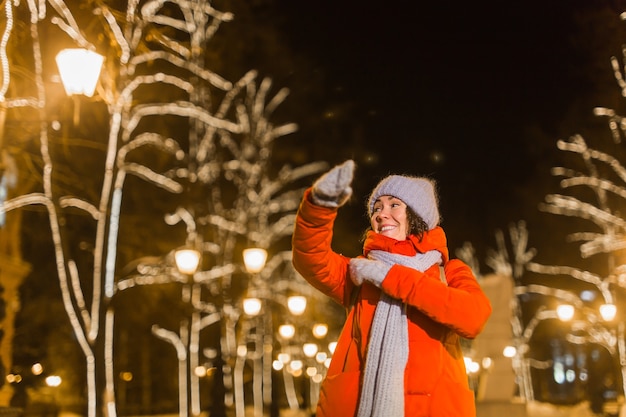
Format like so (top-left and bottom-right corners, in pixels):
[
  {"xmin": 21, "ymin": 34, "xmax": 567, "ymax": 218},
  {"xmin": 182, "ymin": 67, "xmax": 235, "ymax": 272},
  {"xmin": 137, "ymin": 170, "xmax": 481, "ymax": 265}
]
[{"xmin": 406, "ymin": 207, "xmax": 430, "ymax": 240}]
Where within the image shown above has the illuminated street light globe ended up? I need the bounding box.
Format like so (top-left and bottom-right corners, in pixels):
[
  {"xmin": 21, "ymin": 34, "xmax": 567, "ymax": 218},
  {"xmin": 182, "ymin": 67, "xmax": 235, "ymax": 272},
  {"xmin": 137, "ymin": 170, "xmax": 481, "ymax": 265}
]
[
  {"xmin": 45, "ymin": 375, "xmax": 62, "ymax": 387},
  {"xmin": 243, "ymin": 248, "xmax": 267, "ymax": 273},
  {"xmin": 278, "ymin": 324, "xmax": 296, "ymax": 339},
  {"xmin": 272, "ymin": 360, "xmax": 284, "ymax": 371},
  {"xmin": 312, "ymin": 323, "xmax": 328, "ymax": 338},
  {"xmin": 243, "ymin": 297, "xmax": 262, "ymax": 316},
  {"xmin": 175, "ymin": 248, "xmax": 201, "ymax": 275},
  {"xmin": 556, "ymin": 304, "xmax": 575, "ymax": 321},
  {"xmin": 194, "ymin": 366, "xmax": 208, "ymax": 378},
  {"xmin": 599, "ymin": 303, "xmax": 617, "ymax": 321},
  {"xmin": 503, "ymin": 346, "xmax": 516, "ymax": 358},
  {"xmin": 55, "ymin": 48, "xmax": 103, "ymax": 97},
  {"xmin": 287, "ymin": 296, "xmax": 307, "ymax": 315},
  {"xmin": 303, "ymin": 343, "xmax": 318, "ymax": 358},
  {"xmin": 31, "ymin": 363, "xmax": 43, "ymax": 376}
]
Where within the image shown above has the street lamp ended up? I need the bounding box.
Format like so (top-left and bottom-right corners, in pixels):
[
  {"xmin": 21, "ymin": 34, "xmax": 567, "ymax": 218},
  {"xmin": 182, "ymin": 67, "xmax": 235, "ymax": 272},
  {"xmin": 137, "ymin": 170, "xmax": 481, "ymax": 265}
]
[
  {"xmin": 242, "ymin": 248, "xmax": 268, "ymax": 273},
  {"xmin": 31, "ymin": 363, "xmax": 43, "ymax": 376},
  {"xmin": 55, "ymin": 48, "xmax": 104, "ymax": 127},
  {"xmin": 302, "ymin": 343, "xmax": 318, "ymax": 358},
  {"xmin": 287, "ymin": 296, "xmax": 307, "ymax": 316},
  {"xmin": 279, "ymin": 324, "xmax": 296, "ymax": 340},
  {"xmin": 556, "ymin": 303, "xmax": 575, "ymax": 321},
  {"xmin": 599, "ymin": 303, "xmax": 617, "ymax": 321},
  {"xmin": 312, "ymin": 323, "xmax": 328, "ymax": 339},
  {"xmin": 243, "ymin": 298, "xmax": 262, "ymax": 316},
  {"xmin": 174, "ymin": 248, "xmax": 201, "ymax": 275},
  {"xmin": 503, "ymin": 345, "xmax": 516, "ymax": 358},
  {"xmin": 236, "ymin": 247, "xmax": 269, "ymax": 417},
  {"xmin": 45, "ymin": 375, "xmax": 62, "ymax": 388},
  {"xmin": 55, "ymin": 48, "xmax": 103, "ymax": 97},
  {"xmin": 170, "ymin": 246, "xmax": 204, "ymax": 417}
]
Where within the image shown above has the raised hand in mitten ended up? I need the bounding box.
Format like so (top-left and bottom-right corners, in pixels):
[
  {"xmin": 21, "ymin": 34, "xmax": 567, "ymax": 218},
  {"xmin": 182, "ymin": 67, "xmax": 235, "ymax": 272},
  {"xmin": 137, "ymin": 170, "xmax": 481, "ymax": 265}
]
[
  {"xmin": 311, "ymin": 160, "xmax": 355, "ymax": 208},
  {"xmin": 349, "ymin": 258, "xmax": 392, "ymax": 287}
]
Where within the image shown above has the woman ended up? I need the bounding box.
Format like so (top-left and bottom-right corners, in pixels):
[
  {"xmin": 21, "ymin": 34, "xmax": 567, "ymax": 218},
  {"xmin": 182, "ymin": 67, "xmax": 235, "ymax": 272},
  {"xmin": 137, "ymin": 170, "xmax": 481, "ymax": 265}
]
[{"xmin": 292, "ymin": 160, "xmax": 492, "ymax": 417}]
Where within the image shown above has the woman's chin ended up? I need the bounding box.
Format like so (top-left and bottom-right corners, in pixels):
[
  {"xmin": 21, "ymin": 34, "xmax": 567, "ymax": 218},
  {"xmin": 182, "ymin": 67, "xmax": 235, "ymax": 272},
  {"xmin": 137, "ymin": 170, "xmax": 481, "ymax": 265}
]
[{"xmin": 379, "ymin": 231, "xmax": 403, "ymax": 241}]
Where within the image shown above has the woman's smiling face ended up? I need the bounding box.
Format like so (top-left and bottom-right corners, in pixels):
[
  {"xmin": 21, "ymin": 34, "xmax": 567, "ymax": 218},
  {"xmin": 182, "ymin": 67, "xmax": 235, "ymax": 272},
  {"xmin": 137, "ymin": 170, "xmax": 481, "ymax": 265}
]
[{"xmin": 370, "ymin": 195, "xmax": 409, "ymax": 241}]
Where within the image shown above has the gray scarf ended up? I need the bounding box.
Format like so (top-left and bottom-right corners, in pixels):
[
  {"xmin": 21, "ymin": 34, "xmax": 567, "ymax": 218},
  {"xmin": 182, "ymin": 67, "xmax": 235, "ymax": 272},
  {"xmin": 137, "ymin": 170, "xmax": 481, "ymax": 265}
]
[{"xmin": 356, "ymin": 249, "xmax": 442, "ymax": 417}]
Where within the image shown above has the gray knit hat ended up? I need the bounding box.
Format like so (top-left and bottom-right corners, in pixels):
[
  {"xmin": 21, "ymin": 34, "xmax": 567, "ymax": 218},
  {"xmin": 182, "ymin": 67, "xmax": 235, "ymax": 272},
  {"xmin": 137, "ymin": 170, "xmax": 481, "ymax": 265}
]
[{"xmin": 367, "ymin": 175, "xmax": 440, "ymax": 230}]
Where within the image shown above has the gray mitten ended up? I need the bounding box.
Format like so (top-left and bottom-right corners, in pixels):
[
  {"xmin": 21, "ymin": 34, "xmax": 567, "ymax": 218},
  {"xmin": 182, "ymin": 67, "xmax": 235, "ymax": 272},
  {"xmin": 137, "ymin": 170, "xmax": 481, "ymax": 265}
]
[
  {"xmin": 311, "ymin": 160, "xmax": 355, "ymax": 208},
  {"xmin": 349, "ymin": 258, "xmax": 392, "ymax": 287}
]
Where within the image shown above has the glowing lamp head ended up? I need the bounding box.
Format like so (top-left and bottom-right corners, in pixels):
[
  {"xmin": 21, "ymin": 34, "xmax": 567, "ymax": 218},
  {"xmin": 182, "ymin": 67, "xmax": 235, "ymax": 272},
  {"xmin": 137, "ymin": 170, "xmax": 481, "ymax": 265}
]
[
  {"xmin": 45, "ymin": 375, "xmax": 62, "ymax": 387},
  {"xmin": 278, "ymin": 324, "xmax": 296, "ymax": 339},
  {"xmin": 599, "ymin": 303, "xmax": 617, "ymax": 321},
  {"xmin": 303, "ymin": 343, "xmax": 318, "ymax": 358},
  {"xmin": 175, "ymin": 249, "xmax": 201, "ymax": 275},
  {"xmin": 556, "ymin": 304, "xmax": 575, "ymax": 322},
  {"xmin": 503, "ymin": 345, "xmax": 516, "ymax": 358},
  {"xmin": 243, "ymin": 297, "xmax": 262, "ymax": 316},
  {"xmin": 243, "ymin": 248, "xmax": 268, "ymax": 273},
  {"xmin": 287, "ymin": 296, "xmax": 307, "ymax": 315},
  {"xmin": 55, "ymin": 48, "xmax": 104, "ymax": 97},
  {"xmin": 312, "ymin": 323, "xmax": 328, "ymax": 339}
]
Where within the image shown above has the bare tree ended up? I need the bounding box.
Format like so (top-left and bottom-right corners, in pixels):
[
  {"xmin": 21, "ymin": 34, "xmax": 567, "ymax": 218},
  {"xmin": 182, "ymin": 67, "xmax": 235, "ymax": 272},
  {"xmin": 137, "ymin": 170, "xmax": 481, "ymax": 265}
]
[
  {"xmin": 475, "ymin": 10, "xmax": 626, "ymax": 409},
  {"xmin": 0, "ymin": 1, "xmax": 328, "ymax": 416}
]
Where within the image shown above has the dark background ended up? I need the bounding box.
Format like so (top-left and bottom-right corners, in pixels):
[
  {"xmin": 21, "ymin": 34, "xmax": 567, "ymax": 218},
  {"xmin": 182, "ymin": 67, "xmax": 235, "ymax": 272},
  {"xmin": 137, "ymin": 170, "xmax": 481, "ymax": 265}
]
[{"xmin": 250, "ymin": 0, "xmax": 626, "ymax": 266}]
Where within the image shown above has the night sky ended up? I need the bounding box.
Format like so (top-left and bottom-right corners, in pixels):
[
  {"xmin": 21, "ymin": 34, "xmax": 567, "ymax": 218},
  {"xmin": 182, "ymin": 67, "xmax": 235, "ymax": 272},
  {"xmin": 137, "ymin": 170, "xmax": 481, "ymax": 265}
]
[{"xmin": 269, "ymin": 1, "xmax": 626, "ymax": 265}]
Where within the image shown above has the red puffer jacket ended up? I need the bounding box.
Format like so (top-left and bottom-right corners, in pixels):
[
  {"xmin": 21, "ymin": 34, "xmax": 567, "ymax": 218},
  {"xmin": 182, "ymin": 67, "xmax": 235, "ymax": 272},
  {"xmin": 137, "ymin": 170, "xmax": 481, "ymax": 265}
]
[{"xmin": 292, "ymin": 188, "xmax": 492, "ymax": 417}]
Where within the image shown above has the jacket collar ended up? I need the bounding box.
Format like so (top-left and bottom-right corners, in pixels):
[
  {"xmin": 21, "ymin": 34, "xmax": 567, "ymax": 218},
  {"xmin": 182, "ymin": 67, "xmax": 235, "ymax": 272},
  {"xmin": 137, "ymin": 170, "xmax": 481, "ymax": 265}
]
[{"xmin": 363, "ymin": 226, "xmax": 449, "ymax": 262}]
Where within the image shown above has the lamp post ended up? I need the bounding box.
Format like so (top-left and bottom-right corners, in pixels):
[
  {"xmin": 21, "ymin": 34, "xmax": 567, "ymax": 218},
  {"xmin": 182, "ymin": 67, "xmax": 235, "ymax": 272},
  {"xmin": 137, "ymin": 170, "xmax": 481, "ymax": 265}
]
[
  {"xmin": 512, "ymin": 292, "xmax": 621, "ymax": 404},
  {"xmin": 239, "ymin": 248, "xmax": 325, "ymax": 416},
  {"xmin": 233, "ymin": 301, "xmax": 261, "ymax": 417},
  {"xmin": 243, "ymin": 247, "xmax": 271, "ymax": 411},
  {"xmin": 171, "ymin": 246, "xmax": 202, "ymax": 417},
  {"xmin": 55, "ymin": 48, "xmax": 104, "ymax": 125},
  {"xmin": 302, "ymin": 321, "xmax": 332, "ymax": 413},
  {"xmin": 273, "ymin": 317, "xmax": 332, "ymax": 414},
  {"xmin": 235, "ymin": 247, "xmax": 268, "ymax": 417},
  {"xmin": 171, "ymin": 243, "xmax": 225, "ymax": 417}
]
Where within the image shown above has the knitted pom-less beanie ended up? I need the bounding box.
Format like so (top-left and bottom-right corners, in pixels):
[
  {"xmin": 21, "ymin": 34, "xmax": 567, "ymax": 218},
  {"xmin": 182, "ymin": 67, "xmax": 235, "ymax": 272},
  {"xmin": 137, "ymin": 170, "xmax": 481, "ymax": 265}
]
[{"xmin": 367, "ymin": 175, "xmax": 440, "ymax": 230}]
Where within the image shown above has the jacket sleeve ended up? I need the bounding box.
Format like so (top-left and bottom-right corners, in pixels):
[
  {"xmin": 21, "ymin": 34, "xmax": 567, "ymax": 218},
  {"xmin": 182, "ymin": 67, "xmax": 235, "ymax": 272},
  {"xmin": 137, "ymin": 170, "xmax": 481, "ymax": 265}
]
[
  {"xmin": 292, "ymin": 188, "xmax": 354, "ymax": 306},
  {"xmin": 380, "ymin": 259, "xmax": 492, "ymax": 339}
]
